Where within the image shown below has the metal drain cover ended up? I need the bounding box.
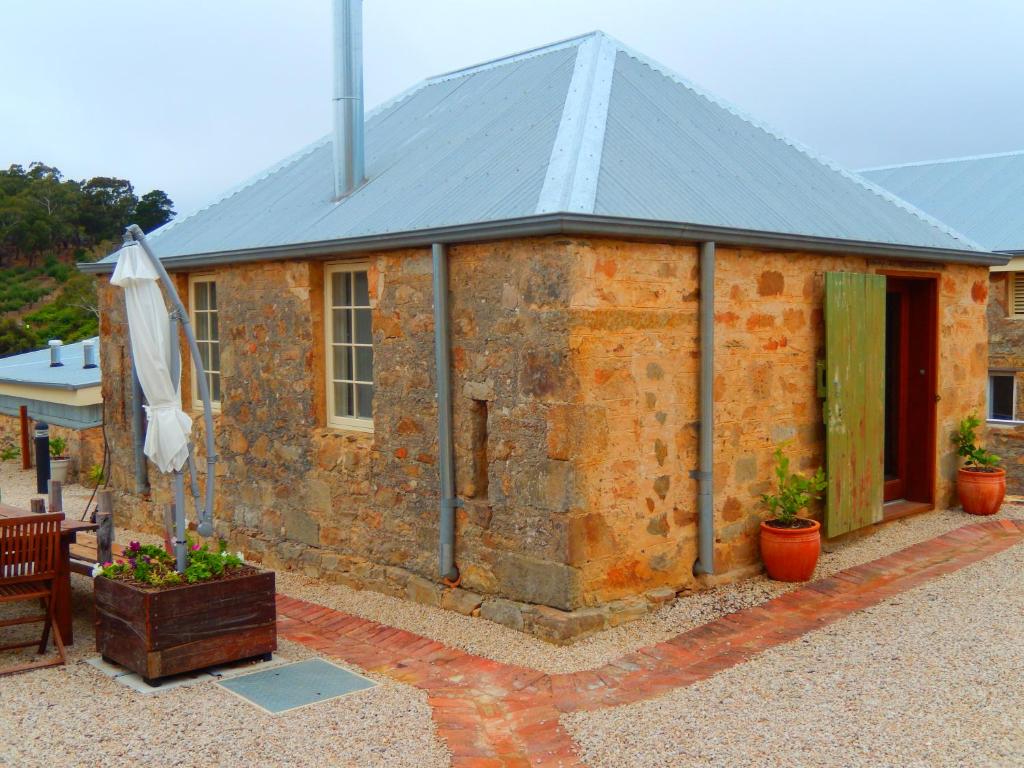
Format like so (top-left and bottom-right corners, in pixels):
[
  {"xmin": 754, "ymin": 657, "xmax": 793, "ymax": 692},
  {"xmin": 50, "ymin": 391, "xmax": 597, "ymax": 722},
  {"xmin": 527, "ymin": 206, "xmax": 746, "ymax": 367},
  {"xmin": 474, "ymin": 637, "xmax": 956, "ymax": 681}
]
[{"xmin": 218, "ymin": 658, "xmax": 377, "ymax": 714}]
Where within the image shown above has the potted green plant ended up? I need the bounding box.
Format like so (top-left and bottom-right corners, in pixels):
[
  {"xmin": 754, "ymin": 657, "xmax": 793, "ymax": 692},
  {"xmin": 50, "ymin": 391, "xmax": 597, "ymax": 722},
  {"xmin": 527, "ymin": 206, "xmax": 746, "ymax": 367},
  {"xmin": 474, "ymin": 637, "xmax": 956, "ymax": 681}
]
[
  {"xmin": 93, "ymin": 538, "xmax": 276, "ymax": 685},
  {"xmin": 759, "ymin": 446, "xmax": 828, "ymax": 581},
  {"xmin": 48, "ymin": 436, "xmax": 70, "ymax": 483},
  {"xmin": 0, "ymin": 444, "xmax": 19, "ymax": 463},
  {"xmin": 952, "ymin": 415, "xmax": 1005, "ymax": 516}
]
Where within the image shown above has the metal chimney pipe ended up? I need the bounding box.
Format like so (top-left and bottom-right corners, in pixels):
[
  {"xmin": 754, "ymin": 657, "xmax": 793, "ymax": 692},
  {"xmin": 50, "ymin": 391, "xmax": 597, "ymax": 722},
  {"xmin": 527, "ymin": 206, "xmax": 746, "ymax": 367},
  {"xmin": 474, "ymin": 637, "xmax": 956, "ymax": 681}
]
[
  {"xmin": 82, "ymin": 340, "xmax": 98, "ymax": 369},
  {"xmin": 48, "ymin": 340, "xmax": 63, "ymax": 367},
  {"xmin": 332, "ymin": 0, "xmax": 365, "ymax": 199}
]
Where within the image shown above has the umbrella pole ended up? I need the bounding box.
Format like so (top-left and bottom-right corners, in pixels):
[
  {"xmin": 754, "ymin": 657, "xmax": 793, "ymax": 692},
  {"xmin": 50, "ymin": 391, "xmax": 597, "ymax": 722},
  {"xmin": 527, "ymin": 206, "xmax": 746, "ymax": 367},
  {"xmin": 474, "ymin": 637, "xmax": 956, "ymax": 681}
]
[
  {"xmin": 127, "ymin": 225, "xmax": 217, "ymax": 539},
  {"xmin": 168, "ymin": 311, "xmax": 189, "ymax": 573}
]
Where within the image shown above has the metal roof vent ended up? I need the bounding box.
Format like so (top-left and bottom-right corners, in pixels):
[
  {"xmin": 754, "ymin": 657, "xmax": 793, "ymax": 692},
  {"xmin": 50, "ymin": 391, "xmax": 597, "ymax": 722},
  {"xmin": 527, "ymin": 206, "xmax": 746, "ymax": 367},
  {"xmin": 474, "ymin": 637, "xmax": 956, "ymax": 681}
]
[
  {"xmin": 82, "ymin": 340, "xmax": 98, "ymax": 369},
  {"xmin": 332, "ymin": 0, "xmax": 365, "ymax": 199},
  {"xmin": 48, "ymin": 339, "xmax": 63, "ymax": 368}
]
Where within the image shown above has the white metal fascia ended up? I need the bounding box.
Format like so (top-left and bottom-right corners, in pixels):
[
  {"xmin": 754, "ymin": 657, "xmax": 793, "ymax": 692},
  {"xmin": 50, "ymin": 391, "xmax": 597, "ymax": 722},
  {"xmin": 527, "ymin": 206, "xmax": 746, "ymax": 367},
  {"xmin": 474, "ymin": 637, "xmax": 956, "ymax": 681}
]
[{"xmin": 535, "ymin": 33, "xmax": 617, "ymax": 214}]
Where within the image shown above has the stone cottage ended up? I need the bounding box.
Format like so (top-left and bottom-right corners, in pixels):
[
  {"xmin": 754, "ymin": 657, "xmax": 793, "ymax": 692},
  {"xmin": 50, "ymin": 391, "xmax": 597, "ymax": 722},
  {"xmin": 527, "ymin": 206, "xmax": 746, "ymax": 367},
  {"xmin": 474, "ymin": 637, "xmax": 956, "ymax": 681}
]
[
  {"xmin": 83, "ymin": 25, "xmax": 1005, "ymax": 641},
  {"xmin": 863, "ymin": 151, "xmax": 1024, "ymax": 492}
]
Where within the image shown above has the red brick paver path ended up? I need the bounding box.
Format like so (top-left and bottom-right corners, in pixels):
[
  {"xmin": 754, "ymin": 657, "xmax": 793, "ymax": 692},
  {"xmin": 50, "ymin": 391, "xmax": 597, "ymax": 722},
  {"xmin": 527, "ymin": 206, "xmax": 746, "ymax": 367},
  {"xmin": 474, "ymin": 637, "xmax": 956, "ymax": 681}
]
[{"xmin": 276, "ymin": 519, "xmax": 1024, "ymax": 767}]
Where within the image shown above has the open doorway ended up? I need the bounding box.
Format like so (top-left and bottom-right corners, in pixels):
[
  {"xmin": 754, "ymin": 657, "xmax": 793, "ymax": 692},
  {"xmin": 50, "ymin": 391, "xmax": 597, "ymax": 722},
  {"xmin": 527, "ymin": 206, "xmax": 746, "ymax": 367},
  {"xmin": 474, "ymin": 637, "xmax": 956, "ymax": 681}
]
[{"xmin": 882, "ymin": 274, "xmax": 938, "ymax": 513}]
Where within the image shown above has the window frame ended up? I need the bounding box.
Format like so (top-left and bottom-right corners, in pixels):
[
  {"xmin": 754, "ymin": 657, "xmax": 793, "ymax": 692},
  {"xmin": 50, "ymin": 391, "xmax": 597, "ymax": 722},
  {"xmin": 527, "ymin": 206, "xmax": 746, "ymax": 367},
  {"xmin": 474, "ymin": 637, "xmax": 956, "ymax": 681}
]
[
  {"xmin": 987, "ymin": 371, "xmax": 1017, "ymax": 423},
  {"xmin": 324, "ymin": 261, "xmax": 374, "ymax": 432},
  {"xmin": 189, "ymin": 274, "xmax": 221, "ymax": 412}
]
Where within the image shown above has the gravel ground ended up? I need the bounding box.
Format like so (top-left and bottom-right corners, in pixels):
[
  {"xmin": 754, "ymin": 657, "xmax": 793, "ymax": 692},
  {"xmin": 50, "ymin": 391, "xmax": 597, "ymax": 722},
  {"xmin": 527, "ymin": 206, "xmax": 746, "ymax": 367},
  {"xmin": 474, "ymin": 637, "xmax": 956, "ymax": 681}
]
[
  {"xmin": 272, "ymin": 503, "xmax": 1023, "ymax": 674},
  {"xmin": 564, "ymin": 541, "xmax": 1024, "ymax": 768},
  {"xmin": 2, "ymin": 461, "xmax": 1018, "ymax": 676},
  {"xmin": 0, "ymin": 463, "xmax": 448, "ymax": 768}
]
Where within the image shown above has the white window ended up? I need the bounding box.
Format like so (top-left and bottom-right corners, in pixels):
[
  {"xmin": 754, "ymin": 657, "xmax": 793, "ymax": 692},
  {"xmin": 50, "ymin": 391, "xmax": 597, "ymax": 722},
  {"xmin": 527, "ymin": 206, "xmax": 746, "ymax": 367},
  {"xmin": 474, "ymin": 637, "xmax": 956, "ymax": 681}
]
[
  {"xmin": 1009, "ymin": 273, "xmax": 1024, "ymax": 318},
  {"xmin": 988, "ymin": 372, "xmax": 1016, "ymax": 422},
  {"xmin": 325, "ymin": 263, "xmax": 373, "ymax": 430},
  {"xmin": 190, "ymin": 276, "xmax": 221, "ymax": 408}
]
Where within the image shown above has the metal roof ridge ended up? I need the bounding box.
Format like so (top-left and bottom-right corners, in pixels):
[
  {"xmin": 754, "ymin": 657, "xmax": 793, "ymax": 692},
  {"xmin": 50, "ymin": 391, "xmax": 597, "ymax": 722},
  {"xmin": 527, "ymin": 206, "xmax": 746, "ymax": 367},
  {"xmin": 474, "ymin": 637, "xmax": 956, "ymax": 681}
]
[
  {"xmin": 535, "ymin": 34, "xmax": 616, "ymax": 214},
  {"xmin": 860, "ymin": 149, "xmax": 1024, "ymax": 172},
  {"xmin": 598, "ymin": 32, "xmax": 986, "ymax": 253},
  {"xmin": 425, "ymin": 31, "xmax": 598, "ymax": 85}
]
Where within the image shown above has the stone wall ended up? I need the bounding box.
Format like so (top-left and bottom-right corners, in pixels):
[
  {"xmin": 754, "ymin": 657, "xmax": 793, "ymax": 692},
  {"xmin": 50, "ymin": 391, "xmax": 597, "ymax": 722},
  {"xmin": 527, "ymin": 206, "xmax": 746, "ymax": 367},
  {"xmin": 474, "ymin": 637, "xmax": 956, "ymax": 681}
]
[
  {"xmin": 985, "ymin": 271, "xmax": 1024, "ymax": 493},
  {"xmin": 0, "ymin": 413, "xmax": 103, "ymax": 483},
  {"xmin": 96, "ymin": 236, "xmax": 990, "ymax": 642}
]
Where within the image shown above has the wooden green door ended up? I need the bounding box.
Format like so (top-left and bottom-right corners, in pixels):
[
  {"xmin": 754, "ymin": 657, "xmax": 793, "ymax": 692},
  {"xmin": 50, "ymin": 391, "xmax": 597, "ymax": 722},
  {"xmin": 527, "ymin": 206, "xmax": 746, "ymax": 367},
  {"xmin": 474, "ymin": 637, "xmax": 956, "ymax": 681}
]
[{"xmin": 822, "ymin": 272, "xmax": 886, "ymax": 537}]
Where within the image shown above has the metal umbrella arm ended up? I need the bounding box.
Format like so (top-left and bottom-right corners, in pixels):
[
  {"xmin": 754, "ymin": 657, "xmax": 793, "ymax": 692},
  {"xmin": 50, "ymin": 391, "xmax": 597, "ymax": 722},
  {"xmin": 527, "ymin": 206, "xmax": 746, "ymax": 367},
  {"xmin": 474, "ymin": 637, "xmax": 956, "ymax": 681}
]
[{"xmin": 124, "ymin": 225, "xmax": 217, "ymax": 539}]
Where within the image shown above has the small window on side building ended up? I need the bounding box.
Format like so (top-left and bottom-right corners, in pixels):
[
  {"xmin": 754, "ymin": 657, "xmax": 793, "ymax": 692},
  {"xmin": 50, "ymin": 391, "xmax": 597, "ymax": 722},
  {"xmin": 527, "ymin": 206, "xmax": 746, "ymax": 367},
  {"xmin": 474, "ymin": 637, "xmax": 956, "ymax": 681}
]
[
  {"xmin": 190, "ymin": 276, "xmax": 221, "ymax": 409},
  {"xmin": 1009, "ymin": 273, "xmax": 1024, "ymax": 318},
  {"xmin": 988, "ymin": 372, "xmax": 1015, "ymax": 422}
]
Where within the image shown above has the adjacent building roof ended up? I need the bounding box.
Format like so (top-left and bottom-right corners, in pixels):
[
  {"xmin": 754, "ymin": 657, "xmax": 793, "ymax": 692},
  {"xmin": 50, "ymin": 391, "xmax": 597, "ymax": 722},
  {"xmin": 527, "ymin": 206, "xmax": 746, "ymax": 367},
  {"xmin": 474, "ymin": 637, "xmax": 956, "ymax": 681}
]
[
  {"xmin": 0, "ymin": 338, "xmax": 101, "ymax": 392},
  {"xmin": 861, "ymin": 150, "xmax": 1024, "ymax": 253},
  {"xmin": 84, "ymin": 31, "xmax": 1001, "ymax": 272}
]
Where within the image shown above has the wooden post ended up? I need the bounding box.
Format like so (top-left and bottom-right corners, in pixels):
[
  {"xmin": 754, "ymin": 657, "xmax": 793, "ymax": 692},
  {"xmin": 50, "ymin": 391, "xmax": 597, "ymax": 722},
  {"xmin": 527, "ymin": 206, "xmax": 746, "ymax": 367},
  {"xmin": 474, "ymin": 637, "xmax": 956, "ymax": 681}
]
[
  {"xmin": 48, "ymin": 479, "xmax": 63, "ymax": 516},
  {"xmin": 96, "ymin": 490, "xmax": 114, "ymax": 565},
  {"xmin": 19, "ymin": 406, "xmax": 31, "ymax": 470},
  {"xmin": 29, "ymin": 498, "xmax": 46, "ymax": 514}
]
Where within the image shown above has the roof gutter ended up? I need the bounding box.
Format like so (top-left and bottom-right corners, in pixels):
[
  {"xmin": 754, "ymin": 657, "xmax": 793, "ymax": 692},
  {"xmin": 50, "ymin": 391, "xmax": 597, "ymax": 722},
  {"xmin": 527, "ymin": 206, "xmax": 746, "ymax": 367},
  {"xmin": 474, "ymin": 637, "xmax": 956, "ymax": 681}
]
[{"xmin": 78, "ymin": 213, "xmax": 1009, "ymax": 275}]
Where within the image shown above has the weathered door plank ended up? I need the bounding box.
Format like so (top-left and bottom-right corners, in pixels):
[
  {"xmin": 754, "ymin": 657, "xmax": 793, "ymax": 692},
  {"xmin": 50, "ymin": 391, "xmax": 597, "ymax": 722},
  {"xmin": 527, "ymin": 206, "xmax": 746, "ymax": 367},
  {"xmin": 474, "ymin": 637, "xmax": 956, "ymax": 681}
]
[{"xmin": 823, "ymin": 272, "xmax": 886, "ymax": 537}]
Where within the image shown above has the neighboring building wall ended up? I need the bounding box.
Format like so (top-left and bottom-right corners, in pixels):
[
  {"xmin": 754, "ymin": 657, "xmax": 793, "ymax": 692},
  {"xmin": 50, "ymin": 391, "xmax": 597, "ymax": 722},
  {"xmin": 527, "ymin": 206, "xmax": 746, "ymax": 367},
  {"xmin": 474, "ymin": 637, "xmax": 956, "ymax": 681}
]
[
  {"xmin": 986, "ymin": 271, "xmax": 1024, "ymax": 493},
  {"xmin": 0, "ymin": 414, "xmax": 103, "ymax": 482},
  {"xmin": 96, "ymin": 236, "xmax": 990, "ymax": 642}
]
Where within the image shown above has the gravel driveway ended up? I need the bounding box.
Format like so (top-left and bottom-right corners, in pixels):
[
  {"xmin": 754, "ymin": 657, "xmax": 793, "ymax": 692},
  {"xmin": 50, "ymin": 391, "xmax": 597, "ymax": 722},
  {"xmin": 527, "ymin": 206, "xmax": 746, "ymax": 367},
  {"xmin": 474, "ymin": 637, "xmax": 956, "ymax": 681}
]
[{"xmin": 1, "ymin": 461, "xmax": 1021, "ymax": 767}]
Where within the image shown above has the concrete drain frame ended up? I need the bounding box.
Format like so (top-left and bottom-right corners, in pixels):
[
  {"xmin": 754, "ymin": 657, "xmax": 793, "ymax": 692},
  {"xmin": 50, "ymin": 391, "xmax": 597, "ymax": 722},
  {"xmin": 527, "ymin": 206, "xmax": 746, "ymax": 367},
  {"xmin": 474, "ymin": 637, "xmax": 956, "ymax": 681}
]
[{"xmin": 217, "ymin": 657, "xmax": 378, "ymax": 714}]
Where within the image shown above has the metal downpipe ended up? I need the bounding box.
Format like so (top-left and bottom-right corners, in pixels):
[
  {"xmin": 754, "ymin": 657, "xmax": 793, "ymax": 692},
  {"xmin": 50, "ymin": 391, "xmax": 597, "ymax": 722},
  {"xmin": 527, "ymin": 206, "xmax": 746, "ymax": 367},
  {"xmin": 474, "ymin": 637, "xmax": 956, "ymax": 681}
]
[
  {"xmin": 432, "ymin": 243, "xmax": 460, "ymax": 582},
  {"xmin": 694, "ymin": 241, "xmax": 716, "ymax": 576}
]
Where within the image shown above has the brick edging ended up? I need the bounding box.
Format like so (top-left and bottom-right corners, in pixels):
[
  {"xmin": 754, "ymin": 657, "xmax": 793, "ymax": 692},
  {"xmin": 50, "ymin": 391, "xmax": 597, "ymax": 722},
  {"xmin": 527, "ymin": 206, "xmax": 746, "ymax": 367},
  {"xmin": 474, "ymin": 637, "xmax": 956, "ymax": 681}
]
[{"xmin": 276, "ymin": 519, "xmax": 1024, "ymax": 766}]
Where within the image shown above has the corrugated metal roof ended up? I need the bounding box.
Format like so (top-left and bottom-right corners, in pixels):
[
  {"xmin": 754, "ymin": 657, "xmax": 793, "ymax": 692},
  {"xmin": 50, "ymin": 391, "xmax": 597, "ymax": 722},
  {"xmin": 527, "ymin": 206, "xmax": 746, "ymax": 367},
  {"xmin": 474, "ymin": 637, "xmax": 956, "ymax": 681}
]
[
  {"xmin": 94, "ymin": 31, "xmax": 987, "ymax": 268},
  {"xmin": 0, "ymin": 338, "xmax": 101, "ymax": 391},
  {"xmin": 860, "ymin": 151, "xmax": 1024, "ymax": 252}
]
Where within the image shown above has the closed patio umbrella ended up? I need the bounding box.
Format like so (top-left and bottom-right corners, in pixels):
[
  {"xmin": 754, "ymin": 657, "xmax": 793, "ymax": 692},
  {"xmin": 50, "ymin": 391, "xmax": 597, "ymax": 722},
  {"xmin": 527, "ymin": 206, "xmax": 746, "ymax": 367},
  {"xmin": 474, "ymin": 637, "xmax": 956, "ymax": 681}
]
[{"xmin": 110, "ymin": 225, "xmax": 217, "ymax": 571}]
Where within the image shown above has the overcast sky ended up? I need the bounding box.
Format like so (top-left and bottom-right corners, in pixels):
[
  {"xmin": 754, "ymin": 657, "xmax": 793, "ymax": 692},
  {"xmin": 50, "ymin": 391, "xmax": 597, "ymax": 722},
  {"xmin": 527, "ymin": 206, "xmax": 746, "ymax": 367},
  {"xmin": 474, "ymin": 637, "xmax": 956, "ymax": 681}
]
[{"xmin": 3, "ymin": 0, "xmax": 1022, "ymax": 216}]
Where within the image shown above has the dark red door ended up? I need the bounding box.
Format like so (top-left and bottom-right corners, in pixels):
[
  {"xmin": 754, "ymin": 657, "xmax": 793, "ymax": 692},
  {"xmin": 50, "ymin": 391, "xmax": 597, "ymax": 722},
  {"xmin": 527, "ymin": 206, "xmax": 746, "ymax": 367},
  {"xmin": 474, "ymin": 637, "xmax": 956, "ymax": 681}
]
[{"xmin": 883, "ymin": 276, "xmax": 938, "ymax": 505}]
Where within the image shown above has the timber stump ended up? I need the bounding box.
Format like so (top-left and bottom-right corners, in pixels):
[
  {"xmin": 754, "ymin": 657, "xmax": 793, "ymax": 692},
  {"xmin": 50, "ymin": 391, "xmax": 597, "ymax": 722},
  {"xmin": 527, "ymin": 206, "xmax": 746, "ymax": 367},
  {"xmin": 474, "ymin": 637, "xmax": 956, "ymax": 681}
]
[{"xmin": 94, "ymin": 569, "xmax": 277, "ymax": 683}]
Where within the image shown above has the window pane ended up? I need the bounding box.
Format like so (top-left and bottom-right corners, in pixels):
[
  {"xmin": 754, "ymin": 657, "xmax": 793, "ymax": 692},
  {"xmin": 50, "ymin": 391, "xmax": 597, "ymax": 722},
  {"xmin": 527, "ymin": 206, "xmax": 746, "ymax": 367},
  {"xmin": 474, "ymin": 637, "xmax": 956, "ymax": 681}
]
[
  {"xmin": 210, "ymin": 342, "xmax": 220, "ymax": 373},
  {"xmin": 354, "ymin": 308, "xmax": 372, "ymax": 344},
  {"xmin": 331, "ymin": 273, "xmax": 344, "ymax": 307},
  {"xmin": 355, "ymin": 346, "xmax": 373, "ymax": 382},
  {"xmin": 210, "ymin": 312, "xmax": 219, "ymax": 342},
  {"xmin": 356, "ymin": 383, "xmax": 373, "ymax": 418},
  {"xmin": 991, "ymin": 375, "xmax": 1014, "ymax": 420},
  {"xmin": 354, "ymin": 271, "xmax": 369, "ymax": 306},
  {"xmin": 195, "ymin": 312, "xmax": 209, "ymax": 341},
  {"xmin": 334, "ymin": 382, "xmax": 354, "ymax": 417},
  {"xmin": 194, "ymin": 282, "xmax": 208, "ymax": 311},
  {"xmin": 332, "ymin": 307, "xmax": 353, "ymax": 344},
  {"xmin": 332, "ymin": 345, "xmax": 352, "ymax": 381},
  {"xmin": 208, "ymin": 281, "xmax": 217, "ymax": 310},
  {"xmin": 210, "ymin": 372, "xmax": 221, "ymax": 402},
  {"xmin": 199, "ymin": 341, "xmax": 211, "ymax": 369}
]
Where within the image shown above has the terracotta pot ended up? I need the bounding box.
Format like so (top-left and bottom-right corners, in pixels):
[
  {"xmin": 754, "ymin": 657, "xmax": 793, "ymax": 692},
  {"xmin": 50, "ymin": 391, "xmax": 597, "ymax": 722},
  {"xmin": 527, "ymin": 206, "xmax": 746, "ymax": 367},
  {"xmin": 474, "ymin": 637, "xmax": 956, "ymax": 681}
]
[
  {"xmin": 957, "ymin": 467, "xmax": 1006, "ymax": 516},
  {"xmin": 760, "ymin": 519, "xmax": 821, "ymax": 582}
]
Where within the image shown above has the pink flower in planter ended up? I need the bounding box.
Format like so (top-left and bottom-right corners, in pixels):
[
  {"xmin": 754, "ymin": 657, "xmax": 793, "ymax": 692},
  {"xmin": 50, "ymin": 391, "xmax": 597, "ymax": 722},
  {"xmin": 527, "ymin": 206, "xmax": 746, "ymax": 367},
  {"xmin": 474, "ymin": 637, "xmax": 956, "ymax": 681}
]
[{"xmin": 192, "ymin": 543, "xmax": 201, "ymax": 551}]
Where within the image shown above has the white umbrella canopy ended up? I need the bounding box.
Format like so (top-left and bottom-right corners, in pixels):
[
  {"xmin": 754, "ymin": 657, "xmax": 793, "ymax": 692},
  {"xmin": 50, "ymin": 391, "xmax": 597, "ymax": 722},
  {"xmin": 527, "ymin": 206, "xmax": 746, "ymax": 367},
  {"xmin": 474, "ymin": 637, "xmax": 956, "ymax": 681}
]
[{"xmin": 110, "ymin": 241, "xmax": 193, "ymax": 473}]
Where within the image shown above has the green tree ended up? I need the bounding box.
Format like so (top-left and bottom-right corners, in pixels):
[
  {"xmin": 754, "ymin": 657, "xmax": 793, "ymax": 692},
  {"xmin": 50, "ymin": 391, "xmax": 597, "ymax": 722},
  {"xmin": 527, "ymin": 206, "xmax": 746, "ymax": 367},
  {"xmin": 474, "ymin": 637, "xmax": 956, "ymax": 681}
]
[
  {"xmin": 0, "ymin": 317, "xmax": 37, "ymax": 357},
  {"xmin": 134, "ymin": 189, "xmax": 176, "ymax": 232}
]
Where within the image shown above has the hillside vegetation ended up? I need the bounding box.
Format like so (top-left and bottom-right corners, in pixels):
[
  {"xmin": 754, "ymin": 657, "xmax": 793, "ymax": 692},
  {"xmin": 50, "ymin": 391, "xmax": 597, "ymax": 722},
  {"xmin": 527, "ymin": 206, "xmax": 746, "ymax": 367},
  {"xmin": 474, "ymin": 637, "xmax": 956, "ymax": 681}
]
[{"xmin": 0, "ymin": 162, "xmax": 175, "ymax": 356}]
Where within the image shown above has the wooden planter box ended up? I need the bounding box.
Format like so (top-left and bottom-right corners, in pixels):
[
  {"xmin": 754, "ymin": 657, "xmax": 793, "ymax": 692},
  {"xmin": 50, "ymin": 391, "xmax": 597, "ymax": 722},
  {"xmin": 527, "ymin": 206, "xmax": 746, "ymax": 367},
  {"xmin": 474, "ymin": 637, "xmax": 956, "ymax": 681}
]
[{"xmin": 95, "ymin": 569, "xmax": 276, "ymax": 684}]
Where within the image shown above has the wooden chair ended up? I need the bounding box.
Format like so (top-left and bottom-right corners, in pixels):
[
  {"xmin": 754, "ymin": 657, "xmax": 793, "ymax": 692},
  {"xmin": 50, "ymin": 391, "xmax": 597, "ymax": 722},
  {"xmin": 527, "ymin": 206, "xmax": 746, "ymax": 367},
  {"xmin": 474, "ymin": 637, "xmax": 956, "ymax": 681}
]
[{"xmin": 0, "ymin": 513, "xmax": 66, "ymax": 676}]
